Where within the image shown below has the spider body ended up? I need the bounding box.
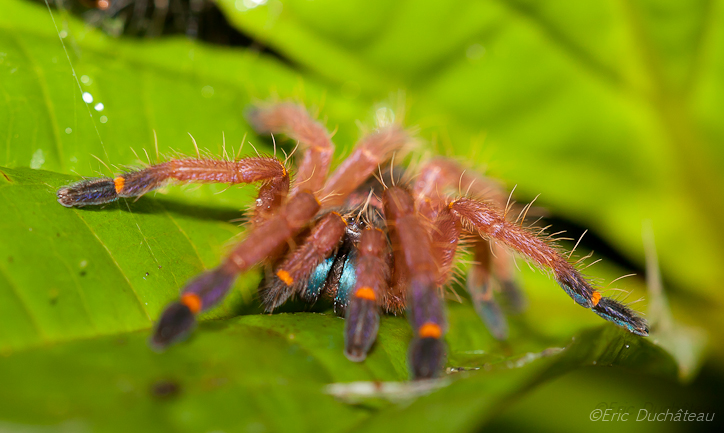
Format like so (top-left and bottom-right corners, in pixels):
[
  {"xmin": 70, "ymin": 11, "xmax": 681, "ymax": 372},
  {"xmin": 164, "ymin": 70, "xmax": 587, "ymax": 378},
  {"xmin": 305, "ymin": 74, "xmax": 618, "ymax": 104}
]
[
  {"xmin": 56, "ymin": 102, "xmax": 649, "ymax": 379},
  {"xmin": 264, "ymin": 214, "xmax": 364, "ymax": 312}
]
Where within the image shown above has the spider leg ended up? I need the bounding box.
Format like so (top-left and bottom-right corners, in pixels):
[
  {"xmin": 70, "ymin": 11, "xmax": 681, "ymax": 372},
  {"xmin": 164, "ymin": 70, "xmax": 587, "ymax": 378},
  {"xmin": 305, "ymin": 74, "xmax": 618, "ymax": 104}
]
[
  {"xmin": 427, "ymin": 205, "xmax": 462, "ymax": 287},
  {"xmin": 449, "ymin": 197, "xmax": 649, "ymax": 336},
  {"xmin": 252, "ymin": 172, "xmax": 290, "ymax": 226},
  {"xmin": 150, "ymin": 191, "xmax": 321, "ymax": 350},
  {"xmin": 416, "ymin": 195, "xmax": 462, "ymax": 284},
  {"xmin": 384, "ymin": 186, "xmax": 447, "ymax": 379},
  {"xmin": 320, "ymin": 125, "xmax": 409, "ymax": 207},
  {"xmin": 414, "ymin": 158, "xmax": 526, "ymax": 332},
  {"xmin": 260, "ymin": 211, "xmax": 348, "ymax": 311},
  {"xmin": 344, "ymin": 227, "xmax": 391, "ymax": 362},
  {"xmin": 246, "ymin": 102, "xmax": 334, "ymax": 193},
  {"xmin": 413, "ymin": 157, "xmax": 507, "ymax": 206},
  {"xmin": 56, "ymin": 157, "xmax": 287, "ymax": 207},
  {"xmin": 468, "ymin": 239, "xmax": 509, "ymax": 340},
  {"xmin": 154, "ymin": 102, "xmax": 346, "ymax": 349}
]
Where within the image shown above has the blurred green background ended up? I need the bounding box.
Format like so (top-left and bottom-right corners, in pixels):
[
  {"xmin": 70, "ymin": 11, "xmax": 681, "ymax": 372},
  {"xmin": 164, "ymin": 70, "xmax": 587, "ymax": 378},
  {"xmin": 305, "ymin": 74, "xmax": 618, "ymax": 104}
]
[{"xmin": 0, "ymin": 0, "xmax": 722, "ymax": 431}]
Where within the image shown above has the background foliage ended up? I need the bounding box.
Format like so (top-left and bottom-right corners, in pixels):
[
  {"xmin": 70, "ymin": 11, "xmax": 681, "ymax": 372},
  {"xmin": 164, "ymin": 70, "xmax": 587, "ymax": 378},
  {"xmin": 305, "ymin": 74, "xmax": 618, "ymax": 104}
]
[{"xmin": 0, "ymin": 0, "xmax": 722, "ymax": 431}]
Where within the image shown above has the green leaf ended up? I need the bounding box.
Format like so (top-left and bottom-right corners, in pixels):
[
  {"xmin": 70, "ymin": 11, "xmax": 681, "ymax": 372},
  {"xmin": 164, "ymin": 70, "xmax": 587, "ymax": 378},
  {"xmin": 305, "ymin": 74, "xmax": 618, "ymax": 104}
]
[
  {"xmin": 0, "ymin": 166, "xmax": 681, "ymax": 430},
  {"xmin": 350, "ymin": 326, "xmax": 678, "ymax": 433},
  {"xmin": 0, "ymin": 163, "xmax": 677, "ymax": 430},
  {"xmin": 0, "ymin": 0, "xmax": 708, "ymax": 431}
]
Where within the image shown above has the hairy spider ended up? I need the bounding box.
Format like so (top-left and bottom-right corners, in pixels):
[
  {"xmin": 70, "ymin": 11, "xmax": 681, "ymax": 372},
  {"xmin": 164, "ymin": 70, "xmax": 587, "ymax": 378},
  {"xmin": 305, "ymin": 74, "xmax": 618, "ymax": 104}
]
[{"xmin": 56, "ymin": 102, "xmax": 649, "ymax": 379}]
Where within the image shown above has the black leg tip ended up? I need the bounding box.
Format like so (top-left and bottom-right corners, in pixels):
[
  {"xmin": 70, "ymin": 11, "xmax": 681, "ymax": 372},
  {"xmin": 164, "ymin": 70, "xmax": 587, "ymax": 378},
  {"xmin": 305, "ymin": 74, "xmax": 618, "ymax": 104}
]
[
  {"xmin": 344, "ymin": 347, "xmax": 368, "ymax": 363},
  {"xmin": 56, "ymin": 187, "xmax": 75, "ymax": 208},
  {"xmin": 473, "ymin": 298, "xmax": 509, "ymax": 341},
  {"xmin": 56, "ymin": 178, "xmax": 118, "ymax": 207},
  {"xmin": 634, "ymin": 323, "xmax": 650, "ymax": 337},
  {"xmin": 409, "ymin": 337, "xmax": 446, "ymax": 380},
  {"xmin": 593, "ymin": 297, "xmax": 649, "ymax": 337},
  {"xmin": 500, "ymin": 280, "xmax": 527, "ymax": 313},
  {"xmin": 149, "ymin": 302, "xmax": 196, "ymax": 352},
  {"xmin": 344, "ymin": 298, "xmax": 379, "ymax": 363}
]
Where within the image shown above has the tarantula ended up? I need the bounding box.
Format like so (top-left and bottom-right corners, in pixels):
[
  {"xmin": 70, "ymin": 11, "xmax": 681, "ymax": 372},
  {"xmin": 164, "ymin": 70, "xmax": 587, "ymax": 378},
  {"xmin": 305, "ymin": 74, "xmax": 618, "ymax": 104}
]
[{"xmin": 56, "ymin": 102, "xmax": 649, "ymax": 379}]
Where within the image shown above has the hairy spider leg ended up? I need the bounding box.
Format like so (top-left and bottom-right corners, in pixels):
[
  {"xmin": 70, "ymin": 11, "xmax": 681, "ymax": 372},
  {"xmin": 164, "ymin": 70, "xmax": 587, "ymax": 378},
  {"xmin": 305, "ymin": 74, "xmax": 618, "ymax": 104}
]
[
  {"xmin": 150, "ymin": 191, "xmax": 321, "ymax": 350},
  {"xmin": 415, "ymin": 193, "xmax": 462, "ymax": 286},
  {"xmin": 260, "ymin": 211, "xmax": 348, "ymax": 311},
  {"xmin": 55, "ymin": 151, "xmax": 313, "ymax": 349},
  {"xmin": 320, "ymin": 125, "xmax": 409, "ymax": 207},
  {"xmin": 417, "ymin": 166, "xmax": 514, "ymax": 341},
  {"xmin": 449, "ymin": 197, "xmax": 649, "ymax": 336},
  {"xmin": 467, "ymin": 239, "xmax": 509, "ymax": 340},
  {"xmin": 413, "ymin": 157, "xmax": 507, "ymax": 206},
  {"xmin": 246, "ymin": 102, "xmax": 334, "ymax": 193},
  {"xmin": 429, "ymin": 206, "xmax": 462, "ymax": 287},
  {"xmin": 252, "ymin": 172, "xmax": 290, "ymax": 226},
  {"xmin": 451, "ymin": 198, "xmax": 594, "ymax": 305},
  {"xmin": 344, "ymin": 227, "xmax": 391, "ymax": 362},
  {"xmin": 384, "ymin": 187, "xmax": 447, "ymax": 379},
  {"xmin": 56, "ymin": 157, "xmax": 287, "ymax": 207},
  {"xmin": 414, "ymin": 158, "xmax": 526, "ymax": 303}
]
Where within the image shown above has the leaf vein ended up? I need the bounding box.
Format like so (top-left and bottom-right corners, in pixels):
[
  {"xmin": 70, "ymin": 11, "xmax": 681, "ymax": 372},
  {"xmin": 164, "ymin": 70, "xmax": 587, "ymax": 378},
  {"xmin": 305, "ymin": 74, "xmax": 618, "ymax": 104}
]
[
  {"xmin": 71, "ymin": 208, "xmax": 153, "ymax": 321},
  {"xmin": 7, "ymin": 31, "xmax": 66, "ymax": 170}
]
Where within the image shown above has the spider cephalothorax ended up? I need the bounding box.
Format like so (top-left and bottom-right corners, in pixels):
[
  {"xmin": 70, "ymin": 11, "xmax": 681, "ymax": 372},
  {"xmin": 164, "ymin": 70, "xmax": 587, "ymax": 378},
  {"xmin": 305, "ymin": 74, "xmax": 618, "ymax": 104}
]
[{"xmin": 56, "ymin": 102, "xmax": 649, "ymax": 379}]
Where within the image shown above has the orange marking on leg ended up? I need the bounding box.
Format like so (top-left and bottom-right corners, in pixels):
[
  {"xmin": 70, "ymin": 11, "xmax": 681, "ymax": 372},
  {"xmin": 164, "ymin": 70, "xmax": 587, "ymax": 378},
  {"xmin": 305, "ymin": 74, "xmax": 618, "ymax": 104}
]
[
  {"xmin": 113, "ymin": 176, "xmax": 125, "ymax": 194},
  {"xmin": 354, "ymin": 286, "xmax": 376, "ymax": 301},
  {"xmin": 279, "ymin": 161, "xmax": 287, "ymax": 177},
  {"xmin": 276, "ymin": 269, "xmax": 294, "ymax": 286},
  {"xmin": 331, "ymin": 211, "xmax": 348, "ymax": 226},
  {"xmin": 418, "ymin": 322, "xmax": 442, "ymax": 339},
  {"xmin": 591, "ymin": 291, "xmax": 602, "ymax": 306},
  {"xmin": 181, "ymin": 293, "xmax": 203, "ymax": 314}
]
